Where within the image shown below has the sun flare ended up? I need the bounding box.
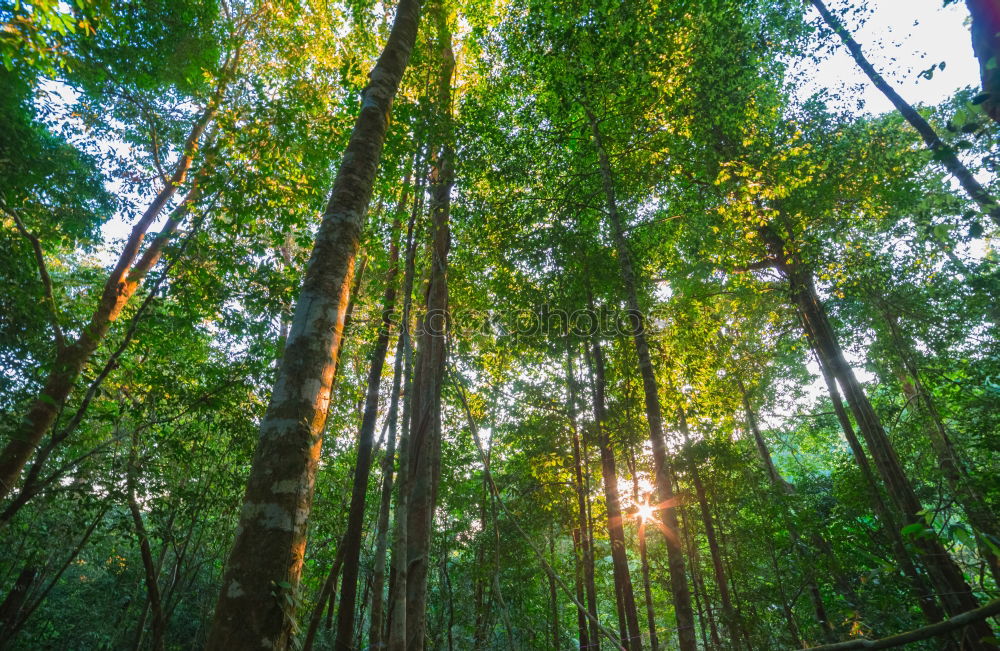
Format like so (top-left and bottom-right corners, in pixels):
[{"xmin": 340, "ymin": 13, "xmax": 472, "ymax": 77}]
[{"xmin": 637, "ymin": 503, "xmax": 656, "ymax": 522}]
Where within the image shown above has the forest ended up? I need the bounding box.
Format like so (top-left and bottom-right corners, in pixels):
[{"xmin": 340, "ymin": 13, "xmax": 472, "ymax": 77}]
[{"xmin": 0, "ymin": 0, "xmax": 999, "ymax": 648}]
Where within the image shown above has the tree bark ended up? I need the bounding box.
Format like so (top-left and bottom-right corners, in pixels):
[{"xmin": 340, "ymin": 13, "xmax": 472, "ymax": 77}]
[
  {"xmin": 204, "ymin": 2, "xmax": 423, "ymax": 647},
  {"xmin": 586, "ymin": 107, "xmax": 696, "ymax": 651},
  {"xmin": 386, "ymin": 165, "xmax": 425, "ymax": 651},
  {"xmin": 810, "ymin": 0, "xmax": 1000, "ymax": 228}
]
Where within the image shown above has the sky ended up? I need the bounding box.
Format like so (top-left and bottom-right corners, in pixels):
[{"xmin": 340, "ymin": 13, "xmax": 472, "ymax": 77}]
[{"xmin": 800, "ymin": 0, "xmax": 979, "ymax": 112}]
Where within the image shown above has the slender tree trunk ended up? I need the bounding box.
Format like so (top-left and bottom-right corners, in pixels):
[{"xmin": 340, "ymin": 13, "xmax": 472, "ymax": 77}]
[
  {"xmin": 677, "ymin": 409, "xmax": 739, "ymax": 650},
  {"xmin": 404, "ymin": 10, "xmax": 453, "ymax": 648},
  {"xmin": 627, "ymin": 451, "xmax": 659, "ymax": 651},
  {"xmin": 127, "ymin": 438, "xmax": 167, "ymax": 651},
  {"xmin": 0, "ymin": 78, "xmax": 229, "ymax": 501},
  {"xmin": 965, "ymin": 0, "xmax": 1000, "ymax": 126},
  {"xmin": 761, "ymin": 225, "xmax": 995, "ymax": 649},
  {"xmin": 806, "ymin": 340, "xmax": 946, "ymax": 626},
  {"xmin": 386, "ymin": 161, "xmax": 424, "ymax": 651},
  {"xmin": 680, "ymin": 504, "xmax": 716, "ymax": 651},
  {"xmin": 369, "ymin": 272, "xmax": 406, "ymax": 651},
  {"xmin": 584, "ymin": 336, "xmax": 643, "ymax": 650},
  {"xmin": 303, "ymin": 535, "xmax": 349, "ymax": 651},
  {"xmin": 333, "ymin": 163, "xmax": 413, "ymax": 651},
  {"xmin": 0, "ymin": 503, "xmax": 107, "ymax": 646},
  {"xmin": 882, "ymin": 308, "xmax": 1000, "ymax": 586},
  {"xmin": 205, "ymin": 2, "xmax": 423, "ymax": 646},
  {"xmin": 571, "ymin": 528, "xmax": 590, "ymax": 651},
  {"xmin": 565, "ymin": 342, "xmax": 601, "ymax": 647},
  {"xmin": 0, "ymin": 567, "xmax": 36, "ymax": 635},
  {"xmin": 739, "ymin": 385, "xmax": 836, "ymax": 640},
  {"xmin": 586, "ymin": 108, "xmax": 696, "ymax": 651},
  {"xmin": 549, "ymin": 530, "xmax": 560, "ymax": 651},
  {"xmin": 810, "ymin": 0, "xmax": 1000, "ymax": 228}
]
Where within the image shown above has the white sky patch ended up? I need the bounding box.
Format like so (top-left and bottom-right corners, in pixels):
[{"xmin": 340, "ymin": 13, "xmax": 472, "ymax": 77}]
[{"xmin": 799, "ymin": 0, "xmax": 979, "ymax": 113}]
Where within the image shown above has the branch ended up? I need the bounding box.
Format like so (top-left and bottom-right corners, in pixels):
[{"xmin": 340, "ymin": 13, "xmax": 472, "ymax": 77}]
[
  {"xmin": 798, "ymin": 599, "xmax": 1000, "ymax": 650},
  {"xmin": 3, "ymin": 199, "xmax": 64, "ymax": 349},
  {"xmin": 732, "ymin": 258, "xmax": 777, "ymax": 274}
]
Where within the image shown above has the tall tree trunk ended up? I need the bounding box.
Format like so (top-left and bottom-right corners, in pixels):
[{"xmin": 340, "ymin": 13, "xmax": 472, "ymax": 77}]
[
  {"xmin": 205, "ymin": 2, "xmax": 423, "ymax": 646},
  {"xmin": 627, "ymin": 451, "xmax": 659, "ymax": 651},
  {"xmin": 333, "ymin": 161, "xmax": 413, "ymax": 651},
  {"xmin": 565, "ymin": 342, "xmax": 601, "ymax": 647},
  {"xmin": 549, "ymin": 529, "xmax": 560, "ymax": 651},
  {"xmin": 584, "ymin": 336, "xmax": 643, "ymax": 650},
  {"xmin": 965, "ymin": 0, "xmax": 1000, "ymax": 126},
  {"xmin": 369, "ymin": 264, "xmax": 407, "ymax": 651},
  {"xmin": 680, "ymin": 504, "xmax": 717, "ymax": 651},
  {"xmin": 404, "ymin": 9, "xmax": 453, "ymax": 648},
  {"xmin": 586, "ymin": 107, "xmax": 696, "ymax": 651},
  {"xmin": 386, "ymin": 161, "xmax": 424, "ymax": 651},
  {"xmin": 810, "ymin": 0, "xmax": 1000, "ymax": 228},
  {"xmin": 677, "ymin": 409, "xmax": 739, "ymax": 650},
  {"xmin": 736, "ymin": 391, "xmax": 836, "ymax": 641},
  {"xmin": 806, "ymin": 340, "xmax": 947, "ymax": 626},
  {"xmin": 761, "ymin": 225, "xmax": 995, "ymax": 649},
  {"xmin": 303, "ymin": 534, "xmax": 349, "ymax": 651},
  {"xmin": 0, "ymin": 567, "xmax": 36, "ymax": 635},
  {"xmin": 127, "ymin": 436, "xmax": 167, "ymax": 651},
  {"xmin": 881, "ymin": 307, "xmax": 1000, "ymax": 586},
  {"xmin": 571, "ymin": 528, "xmax": 590, "ymax": 651},
  {"xmin": 0, "ymin": 74, "xmax": 230, "ymax": 500}
]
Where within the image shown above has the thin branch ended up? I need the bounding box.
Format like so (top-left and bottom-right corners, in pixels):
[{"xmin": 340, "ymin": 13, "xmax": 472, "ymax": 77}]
[
  {"xmin": 798, "ymin": 598, "xmax": 1000, "ymax": 650},
  {"xmin": 3, "ymin": 199, "xmax": 64, "ymax": 349}
]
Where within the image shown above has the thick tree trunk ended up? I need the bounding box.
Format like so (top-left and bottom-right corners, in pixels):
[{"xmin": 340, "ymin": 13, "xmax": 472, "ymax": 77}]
[
  {"xmin": 677, "ymin": 409, "xmax": 739, "ymax": 650},
  {"xmin": 0, "ymin": 79, "xmax": 228, "ymax": 500},
  {"xmin": 204, "ymin": 2, "xmax": 423, "ymax": 647},
  {"xmin": 965, "ymin": 0, "xmax": 1000, "ymax": 126},
  {"xmin": 585, "ymin": 336, "xmax": 643, "ymax": 650},
  {"xmin": 404, "ymin": 10, "xmax": 453, "ymax": 648},
  {"xmin": 810, "ymin": 0, "xmax": 1000, "ymax": 228},
  {"xmin": 761, "ymin": 226, "xmax": 995, "ymax": 649},
  {"xmin": 565, "ymin": 343, "xmax": 601, "ymax": 648},
  {"xmin": 333, "ymin": 163, "xmax": 412, "ymax": 651},
  {"xmin": 586, "ymin": 108, "xmax": 696, "ymax": 651}
]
